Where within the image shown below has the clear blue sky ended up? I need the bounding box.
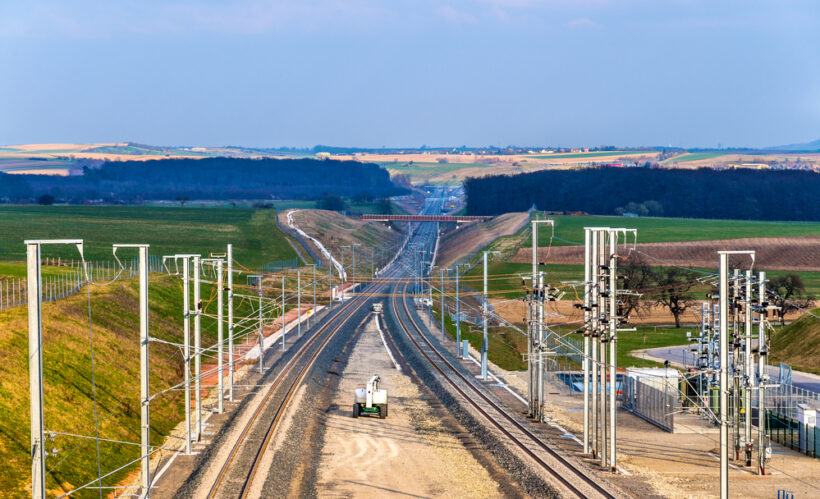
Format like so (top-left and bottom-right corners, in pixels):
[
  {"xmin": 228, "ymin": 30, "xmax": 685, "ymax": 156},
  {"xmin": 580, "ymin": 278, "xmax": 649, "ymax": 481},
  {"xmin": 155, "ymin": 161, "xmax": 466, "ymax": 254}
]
[{"xmin": 1, "ymin": 1, "xmax": 819, "ymax": 149}]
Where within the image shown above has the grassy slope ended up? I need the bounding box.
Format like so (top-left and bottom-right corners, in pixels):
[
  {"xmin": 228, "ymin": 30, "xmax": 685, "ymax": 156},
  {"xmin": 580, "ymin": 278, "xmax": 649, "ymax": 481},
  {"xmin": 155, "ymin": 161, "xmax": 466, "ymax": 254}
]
[
  {"xmin": 770, "ymin": 308, "xmax": 820, "ymax": 375},
  {"xmin": 0, "ymin": 274, "xmax": 266, "ymax": 496},
  {"xmin": 0, "ymin": 206, "xmax": 297, "ymax": 268},
  {"xmin": 527, "ymin": 214, "xmax": 820, "ymax": 247}
]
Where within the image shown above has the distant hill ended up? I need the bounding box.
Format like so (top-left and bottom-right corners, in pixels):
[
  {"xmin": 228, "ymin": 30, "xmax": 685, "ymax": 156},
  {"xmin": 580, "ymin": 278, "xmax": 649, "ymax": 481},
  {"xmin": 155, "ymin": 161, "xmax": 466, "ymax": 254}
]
[{"xmin": 769, "ymin": 139, "xmax": 820, "ymax": 152}]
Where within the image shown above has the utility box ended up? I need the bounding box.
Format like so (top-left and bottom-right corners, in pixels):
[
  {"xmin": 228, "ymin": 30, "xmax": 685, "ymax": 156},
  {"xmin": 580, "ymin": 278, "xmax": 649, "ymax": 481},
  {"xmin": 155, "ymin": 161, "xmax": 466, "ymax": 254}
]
[{"xmin": 797, "ymin": 404, "xmax": 817, "ymax": 453}]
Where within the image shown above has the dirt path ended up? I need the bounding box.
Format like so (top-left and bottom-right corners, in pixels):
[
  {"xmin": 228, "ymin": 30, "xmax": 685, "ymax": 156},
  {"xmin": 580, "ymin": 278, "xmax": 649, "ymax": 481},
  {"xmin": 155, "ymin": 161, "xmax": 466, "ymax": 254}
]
[{"xmin": 316, "ymin": 315, "xmax": 504, "ymax": 498}]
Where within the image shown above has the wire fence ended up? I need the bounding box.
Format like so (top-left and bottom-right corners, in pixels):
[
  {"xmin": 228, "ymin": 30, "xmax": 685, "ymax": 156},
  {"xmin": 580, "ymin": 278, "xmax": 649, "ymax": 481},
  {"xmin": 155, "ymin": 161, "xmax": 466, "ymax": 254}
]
[
  {"xmin": 0, "ymin": 256, "xmax": 166, "ymax": 312},
  {"xmin": 621, "ymin": 375, "xmax": 677, "ymax": 432},
  {"xmin": 261, "ymin": 258, "xmax": 300, "ymax": 273},
  {"xmin": 767, "ymin": 410, "xmax": 820, "ymax": 457}
]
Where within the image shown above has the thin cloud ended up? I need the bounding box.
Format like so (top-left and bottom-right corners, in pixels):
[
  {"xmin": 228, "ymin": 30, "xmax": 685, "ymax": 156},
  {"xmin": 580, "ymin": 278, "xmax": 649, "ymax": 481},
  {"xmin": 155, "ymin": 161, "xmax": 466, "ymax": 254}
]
[{"xmin": 566, "ymin": 17, "xmax": 599, "ymax": 29}]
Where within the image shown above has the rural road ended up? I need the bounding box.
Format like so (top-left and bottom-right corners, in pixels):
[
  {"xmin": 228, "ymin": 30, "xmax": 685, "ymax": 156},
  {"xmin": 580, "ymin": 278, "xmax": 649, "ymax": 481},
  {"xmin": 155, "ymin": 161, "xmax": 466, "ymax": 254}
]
[{"xmin": 640, "ymin": 344, "xmax": 820, "ymax": 393}]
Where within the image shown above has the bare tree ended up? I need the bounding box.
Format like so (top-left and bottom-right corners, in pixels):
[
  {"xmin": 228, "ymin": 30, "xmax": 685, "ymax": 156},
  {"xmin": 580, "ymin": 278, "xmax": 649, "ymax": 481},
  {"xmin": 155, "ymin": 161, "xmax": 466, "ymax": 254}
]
[
  {"xmin": 652, "ymin": 267, "xmax": 698, "ymax": 328},
  {"xmin": 618, "ymin": 252, "xmax": 653, "ymax": 320},
  {"xmin": 768, "ymin": 273, "xmax": 815, "ymax": 325}
]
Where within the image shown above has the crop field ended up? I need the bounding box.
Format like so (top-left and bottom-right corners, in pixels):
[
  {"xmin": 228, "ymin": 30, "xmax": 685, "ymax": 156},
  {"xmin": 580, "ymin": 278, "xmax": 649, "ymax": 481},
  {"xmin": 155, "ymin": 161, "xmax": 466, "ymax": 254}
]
[
  {"xmin": 525, "ymin": 214, "xmax": 820, "ymax": 247},
  {"xmin": 0, "ymin": 206, "xmax": 297, "ymax": 268},
  {"xmin": 529, "ymin": 150, "xmax": 655, "ymax": 160},
  {"xmin": 664, "ymin": 152, "xmax": 727, "ymax": 162}
]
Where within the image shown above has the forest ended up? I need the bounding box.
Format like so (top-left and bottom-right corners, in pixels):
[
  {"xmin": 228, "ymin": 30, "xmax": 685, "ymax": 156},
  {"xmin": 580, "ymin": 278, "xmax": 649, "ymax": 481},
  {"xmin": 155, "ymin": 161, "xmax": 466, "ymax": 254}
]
[
  {"xmin": 464, "ymin": 166, "xmax": 820, "ymax": 221},
  {"xmin": 0, "ymin": 157, "xmax": 405, "ymax": 203}
]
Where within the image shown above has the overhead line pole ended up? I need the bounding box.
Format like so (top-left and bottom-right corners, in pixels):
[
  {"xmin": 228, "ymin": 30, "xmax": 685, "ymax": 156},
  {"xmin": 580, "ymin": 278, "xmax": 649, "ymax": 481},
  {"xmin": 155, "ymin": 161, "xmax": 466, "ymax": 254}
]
[
  {"xmin": 27, "ymin": 239, "xmax": 84, "ymax": 499},
  {"xmin": 216, "ymin": 258, "xmax": 224, "ymax": 414},
  {"xmin": 599, "ymin": 229, "xmax": 607, "ymax": 469},
  {"xmin": 719, "ymin": 252, "xmax": 730, "ymax": 499},
  {"xmin": 591, "ymin": 231, "xmax": 599, "ymax": 459},
  {"xmin": 114, "ymin": 244, "xmax": 150, "ymax": 495},
  {"xmin": 227, "ymin": 244, "xmax": 235, "ymax": 402},
  {"xmin": 583, "ymin": 228, "xmax": 591, "ymax": 454},
  {"xmin": 757, "ymin": 271, "xmax": 768, "ymax": 475},
  {"xmin": 193, "ymin": 255, "xmax": 202, "ymax": 442}
]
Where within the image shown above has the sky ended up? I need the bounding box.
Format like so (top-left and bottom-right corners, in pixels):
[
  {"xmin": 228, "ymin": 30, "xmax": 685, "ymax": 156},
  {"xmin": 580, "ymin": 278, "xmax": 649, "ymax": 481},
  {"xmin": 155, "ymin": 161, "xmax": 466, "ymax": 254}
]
[{"xmin": 1, "ymin": 1, "xmax": 819, "ymax": 149}]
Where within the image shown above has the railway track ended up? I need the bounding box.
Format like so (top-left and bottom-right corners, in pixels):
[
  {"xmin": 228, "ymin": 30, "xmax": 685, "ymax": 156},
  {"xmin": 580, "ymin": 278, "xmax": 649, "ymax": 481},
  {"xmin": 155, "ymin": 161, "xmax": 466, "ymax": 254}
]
[
  {"xmin": 205, "ymin": 274, "xmax": 389, "ymax": 498},
  {"xmin": 390, "ymin": 278, "xmax": 617, "ymax": 499}
]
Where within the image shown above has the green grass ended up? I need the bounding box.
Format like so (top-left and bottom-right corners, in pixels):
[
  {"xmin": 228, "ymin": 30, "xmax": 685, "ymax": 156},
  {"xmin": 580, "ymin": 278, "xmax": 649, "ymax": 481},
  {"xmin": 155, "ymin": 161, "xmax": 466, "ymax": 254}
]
[
  {"xmin": 664, "ymin": 152, "xmax": 727, "ymax": 163},
  {"xmin": 0, "ymin": 206, "xmax": 298, "ymax": 268},
  {"xmin": 462, "ymin": 262, "xmax": 583, "ymax": 299},
  {"xmin": 529, "ymin": 151, "xmax": 654, "ymax": 160},
  {"xmin": 0, "ymin": 271, "xmax": 295, "ymax": 496},
  {"xmin": 770, "ymin": 308, "xmax": 820, "ymax": 375},
  {"xmin": 433, "ymin": 308, "xmax": 527, "ymax": 371},
  {"xmin": 525, "ymin": 214, "xmax": 820, "ymax": 247}
]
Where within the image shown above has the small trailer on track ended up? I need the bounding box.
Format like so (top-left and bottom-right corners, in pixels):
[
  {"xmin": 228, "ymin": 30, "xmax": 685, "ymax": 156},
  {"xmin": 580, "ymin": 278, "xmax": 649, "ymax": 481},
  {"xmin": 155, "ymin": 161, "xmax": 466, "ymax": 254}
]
[{"xmin": 353, "ymin": 374, "xmax": 388, "ymax": 419}]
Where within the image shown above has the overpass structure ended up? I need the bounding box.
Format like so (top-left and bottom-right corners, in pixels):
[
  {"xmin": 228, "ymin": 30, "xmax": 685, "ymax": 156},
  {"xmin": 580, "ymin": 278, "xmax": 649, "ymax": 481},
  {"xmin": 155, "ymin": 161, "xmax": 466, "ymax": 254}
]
[{"xmin": 360, "ymin": 214, "xmax": 492, "ymax": 223}]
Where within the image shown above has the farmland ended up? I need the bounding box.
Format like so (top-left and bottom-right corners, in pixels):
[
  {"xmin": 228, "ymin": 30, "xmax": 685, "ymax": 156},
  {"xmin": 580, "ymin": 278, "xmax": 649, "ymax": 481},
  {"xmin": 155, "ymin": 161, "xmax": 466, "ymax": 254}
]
[
  {"xmin": 525, "ymin": 214, "xmax": 820, "ymax": 247},
  {"xmin": 529, "ymin": 150, "xmax": 654, "ymax": 160},
  {"xmin": 663, "ymin": 152, "xmax": 727, "ymax": 162},
  {"xmin": 0, "ymin": 206, "xmax": 298, "ymax": 268}
]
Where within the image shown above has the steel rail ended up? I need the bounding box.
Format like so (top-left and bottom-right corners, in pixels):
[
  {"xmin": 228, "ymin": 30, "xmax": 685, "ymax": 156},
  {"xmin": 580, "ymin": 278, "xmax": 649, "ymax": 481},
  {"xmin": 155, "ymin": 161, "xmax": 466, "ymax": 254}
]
[
  {"xmin": 391, "ymin": 278, "xmax": 616, "ymax": 499},
  {"xmin": 206, "ymin": 274, "xmax": 387, "ymax": 498}
]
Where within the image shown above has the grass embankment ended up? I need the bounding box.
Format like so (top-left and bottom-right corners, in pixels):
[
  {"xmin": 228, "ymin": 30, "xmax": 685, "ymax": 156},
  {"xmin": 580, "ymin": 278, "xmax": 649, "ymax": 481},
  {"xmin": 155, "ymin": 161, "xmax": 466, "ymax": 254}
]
[
  {"xmin": 0, "ymin": 273, "xmax": 268, "ymax": 496},
  {"xmin": 525, "ymin": 214, "xmax": 820, "ymax": 247},
  {"xmin": 770, "ymin": 308, "xmax": 820, "ymax": 375},
  {"xmin": 0, "ymin": 206, "xmax": 297, "ymax": 268}
]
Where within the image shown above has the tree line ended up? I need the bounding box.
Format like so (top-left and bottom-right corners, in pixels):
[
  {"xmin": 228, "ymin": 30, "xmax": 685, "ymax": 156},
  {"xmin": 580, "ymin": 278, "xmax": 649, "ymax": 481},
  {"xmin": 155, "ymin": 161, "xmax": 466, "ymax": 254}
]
[
  {"xmin": 0, "ymin": 157, "xmax": 406, "ymax": 204},
  {"xmin": 620, "ymin": 253, "xmax": 815, "ymax": 327},
  {"xmin": 464, "ymin": 166, "xmax": 820, "ymax": 221}
]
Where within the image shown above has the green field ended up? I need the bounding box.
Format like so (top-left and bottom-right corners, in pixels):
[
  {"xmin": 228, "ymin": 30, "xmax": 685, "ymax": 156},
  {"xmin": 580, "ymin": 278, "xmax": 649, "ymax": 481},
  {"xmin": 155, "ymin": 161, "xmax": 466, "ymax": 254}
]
[
  {"xmin": 382, "ymin": 161, "xmax": 496, "ymax": 183},
  {"xmin": 0, "ymin": 206, "xmax": 298, "ymax": 268},
  {"xmin": 526, "ymin": 214, "xmax": 820, "ymax": 247},
  {"xmin": 529, "ymin": 151, "xmax": 654, "ymax": 160},
  {"xmin": 664, "ymin": 152, "xmax": 727, "ymax": 163},
  {"xmin": 462, "ymin": 262, "xmax": 584, "ymax": 299}
]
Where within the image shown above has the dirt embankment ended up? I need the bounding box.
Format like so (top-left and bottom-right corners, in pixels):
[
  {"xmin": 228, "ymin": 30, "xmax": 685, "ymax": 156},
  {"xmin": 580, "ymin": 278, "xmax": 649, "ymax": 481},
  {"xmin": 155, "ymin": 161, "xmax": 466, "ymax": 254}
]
[
  {"xmin": 510, "ymin": 236, "xmax": 820, "ymax": 271},
  {"xmin": 436, "ymin": 212, "xmax": 529, "ymax": 268},
  {"xmin": 280, "ymin": 209, "xmax": 404, "ymax": 264}
]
